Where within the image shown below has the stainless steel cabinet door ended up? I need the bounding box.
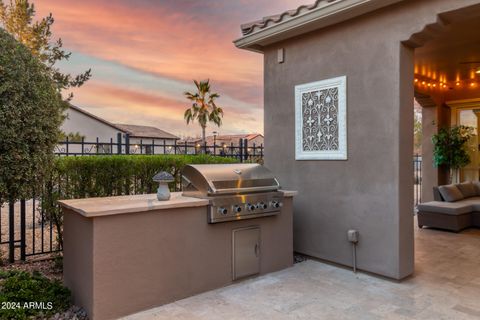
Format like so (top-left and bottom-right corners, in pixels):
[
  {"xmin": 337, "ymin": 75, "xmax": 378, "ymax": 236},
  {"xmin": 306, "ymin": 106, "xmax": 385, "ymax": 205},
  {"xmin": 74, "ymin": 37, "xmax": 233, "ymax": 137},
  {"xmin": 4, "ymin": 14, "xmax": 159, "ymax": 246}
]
[{"xmin": 232, "ymin": 226, "xmax": 260, "ymax": 280}]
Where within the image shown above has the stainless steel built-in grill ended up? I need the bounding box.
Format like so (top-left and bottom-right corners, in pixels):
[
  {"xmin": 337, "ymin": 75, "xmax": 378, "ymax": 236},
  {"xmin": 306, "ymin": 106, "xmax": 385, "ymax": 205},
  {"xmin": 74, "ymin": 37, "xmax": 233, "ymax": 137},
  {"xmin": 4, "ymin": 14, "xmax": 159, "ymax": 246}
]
[{"xmin": 182, "ymin": 164, "xmax": 284, "ymax": 223}]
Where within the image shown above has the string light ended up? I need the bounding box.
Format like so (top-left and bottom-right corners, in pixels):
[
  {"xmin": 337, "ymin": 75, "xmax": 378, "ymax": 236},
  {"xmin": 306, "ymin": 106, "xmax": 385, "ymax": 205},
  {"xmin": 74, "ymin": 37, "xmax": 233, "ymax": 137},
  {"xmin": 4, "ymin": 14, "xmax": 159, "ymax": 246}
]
[{"xmin": 414, "ymin": 74, "xmax": 480, "ymax": 90}]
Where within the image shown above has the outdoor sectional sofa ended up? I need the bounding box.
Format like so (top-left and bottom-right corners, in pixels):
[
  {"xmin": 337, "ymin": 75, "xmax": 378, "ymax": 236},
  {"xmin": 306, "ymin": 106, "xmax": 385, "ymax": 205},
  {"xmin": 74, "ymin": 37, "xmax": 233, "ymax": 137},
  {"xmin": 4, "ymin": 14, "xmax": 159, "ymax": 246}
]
[{"xmin": 417, "ymin": 181, "xmax": 480, "ymax": 232}]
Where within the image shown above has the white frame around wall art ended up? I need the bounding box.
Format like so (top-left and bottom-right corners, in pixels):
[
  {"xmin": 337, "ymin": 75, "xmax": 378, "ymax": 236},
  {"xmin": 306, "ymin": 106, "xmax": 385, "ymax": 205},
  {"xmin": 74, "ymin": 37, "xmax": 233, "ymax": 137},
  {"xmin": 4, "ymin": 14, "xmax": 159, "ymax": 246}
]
[{"xmin": 295, "ymin": 76, "xmax": 347, "ymax": 160}]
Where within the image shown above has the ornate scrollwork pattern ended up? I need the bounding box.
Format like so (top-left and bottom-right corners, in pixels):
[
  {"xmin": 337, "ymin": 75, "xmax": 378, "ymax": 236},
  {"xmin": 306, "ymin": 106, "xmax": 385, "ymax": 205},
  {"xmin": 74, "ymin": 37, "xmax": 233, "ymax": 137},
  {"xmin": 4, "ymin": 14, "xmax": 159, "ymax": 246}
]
[{"xmin": 302, "ymin": 87, "xmax": 339, "ymax": 152}]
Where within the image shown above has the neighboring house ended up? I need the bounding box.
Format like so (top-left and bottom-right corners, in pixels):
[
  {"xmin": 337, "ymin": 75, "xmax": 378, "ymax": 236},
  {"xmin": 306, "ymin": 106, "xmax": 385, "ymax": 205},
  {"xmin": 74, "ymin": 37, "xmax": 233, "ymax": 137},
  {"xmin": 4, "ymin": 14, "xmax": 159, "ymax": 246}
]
[
  {"xmin": 61, "ymin": 105, "xmax": 179, "ymax": 154},
  {"xmin": 115, "ymin": 124, "xmax": 179, "ymax": 155},
  {"xmin": 179, "ymin": 133, "xmax": 264, "ymax": 155},
  {"xmin": 184, "ymin": 134, "xmax": 264, "ymax": 147}
]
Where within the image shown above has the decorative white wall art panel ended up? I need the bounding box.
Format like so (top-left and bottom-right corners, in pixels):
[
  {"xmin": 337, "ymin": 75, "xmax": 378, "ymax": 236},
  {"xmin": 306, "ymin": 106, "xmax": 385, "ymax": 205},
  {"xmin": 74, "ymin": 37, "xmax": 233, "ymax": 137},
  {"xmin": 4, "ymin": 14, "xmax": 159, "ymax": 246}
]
[{"xmin": 295, "ymin": 76, "xmax": 347, "ymax": 160}]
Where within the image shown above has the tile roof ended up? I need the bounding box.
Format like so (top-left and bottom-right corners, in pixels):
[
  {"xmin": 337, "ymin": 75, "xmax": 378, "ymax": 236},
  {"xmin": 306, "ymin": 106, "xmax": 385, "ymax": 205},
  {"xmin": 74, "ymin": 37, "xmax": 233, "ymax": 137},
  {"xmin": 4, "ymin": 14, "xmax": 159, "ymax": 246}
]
[
  {"xmin": 114, "ymin": 124, "xmax": 179, "ymax": 140},
  {"xmin": 241, "ymin": 0, "xmax": 341, "ymax": 36}
]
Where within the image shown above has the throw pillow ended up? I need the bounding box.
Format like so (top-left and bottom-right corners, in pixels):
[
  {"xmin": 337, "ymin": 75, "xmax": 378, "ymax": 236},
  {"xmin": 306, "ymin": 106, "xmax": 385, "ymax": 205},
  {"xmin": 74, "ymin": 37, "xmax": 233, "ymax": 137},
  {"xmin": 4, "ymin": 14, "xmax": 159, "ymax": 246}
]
[
  {"xmin": 438, "ymin": 184, "xmax": 464, "ymax": 202},
  {"xmin": 456, "ymin": 181, "xmax": 477, "ymax": 198}
]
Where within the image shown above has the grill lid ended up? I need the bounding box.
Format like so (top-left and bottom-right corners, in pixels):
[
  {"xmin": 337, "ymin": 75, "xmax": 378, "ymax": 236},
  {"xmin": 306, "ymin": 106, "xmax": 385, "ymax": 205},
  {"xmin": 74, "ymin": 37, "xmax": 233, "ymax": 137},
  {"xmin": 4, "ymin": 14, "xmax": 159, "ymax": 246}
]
[{"xmin": 182, "ymin": 164, "xmax": 280, "ymax": 196}]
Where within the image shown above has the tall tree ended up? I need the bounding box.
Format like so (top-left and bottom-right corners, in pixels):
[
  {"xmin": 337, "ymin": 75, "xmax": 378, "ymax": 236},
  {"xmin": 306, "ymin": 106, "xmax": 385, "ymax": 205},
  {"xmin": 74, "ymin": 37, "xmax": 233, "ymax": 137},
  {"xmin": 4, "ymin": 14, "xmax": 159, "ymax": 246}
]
[
  {"xmin": 0, "ymin": 28, "xmax": 64, "ymax": 204},
  {"xmin": 184, "ymin": 79, "xmax": 224, "ymax": 144},
  {"xmin": 0, "ymin": 0, "xmax": 91, "ymax": 99}
]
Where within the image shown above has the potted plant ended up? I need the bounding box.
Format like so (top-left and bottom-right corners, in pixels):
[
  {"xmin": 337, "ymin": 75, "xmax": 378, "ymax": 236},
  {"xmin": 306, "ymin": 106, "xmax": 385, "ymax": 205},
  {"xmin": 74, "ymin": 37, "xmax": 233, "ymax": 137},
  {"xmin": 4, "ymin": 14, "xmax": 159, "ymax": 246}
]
[{"xmin": 432, "ymin": 125, "xmax": 475, "ymax": 183}]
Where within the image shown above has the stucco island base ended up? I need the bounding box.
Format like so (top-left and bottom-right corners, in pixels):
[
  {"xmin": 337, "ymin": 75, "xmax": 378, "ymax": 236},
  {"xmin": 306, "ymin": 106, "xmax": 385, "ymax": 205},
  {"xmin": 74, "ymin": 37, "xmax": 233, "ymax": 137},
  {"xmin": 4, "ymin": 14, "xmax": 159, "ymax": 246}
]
[{"xmin": 59, "ymin": 192, "xmax": 295, "ymax": 320}]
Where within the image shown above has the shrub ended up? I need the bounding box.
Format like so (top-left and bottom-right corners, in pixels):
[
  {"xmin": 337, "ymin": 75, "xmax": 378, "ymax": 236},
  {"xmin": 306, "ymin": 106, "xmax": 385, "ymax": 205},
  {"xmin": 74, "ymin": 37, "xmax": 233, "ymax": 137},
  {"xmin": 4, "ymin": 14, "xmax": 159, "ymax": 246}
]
[
  {"xmin": 0, "ymin": 270, "xmax": 71, "ymax": 319},
  {"xmin": 432, "ymin": 125, "xmax": 474, "ymax": 183},
  {"xmin": 42, "ymin": 154, "xmax": 238, "ymax": 248},
  {"xmin": 0, "ymin": 29, "xmax": 65, "ymax": 205}
]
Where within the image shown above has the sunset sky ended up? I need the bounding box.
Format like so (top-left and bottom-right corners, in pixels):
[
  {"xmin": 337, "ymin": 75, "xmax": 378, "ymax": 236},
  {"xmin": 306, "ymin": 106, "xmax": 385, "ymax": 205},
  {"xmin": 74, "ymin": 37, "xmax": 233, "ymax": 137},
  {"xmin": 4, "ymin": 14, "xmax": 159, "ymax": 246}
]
[{"xmin": 34, "ymin": 0, "xmax": 307, "ymax": 138}]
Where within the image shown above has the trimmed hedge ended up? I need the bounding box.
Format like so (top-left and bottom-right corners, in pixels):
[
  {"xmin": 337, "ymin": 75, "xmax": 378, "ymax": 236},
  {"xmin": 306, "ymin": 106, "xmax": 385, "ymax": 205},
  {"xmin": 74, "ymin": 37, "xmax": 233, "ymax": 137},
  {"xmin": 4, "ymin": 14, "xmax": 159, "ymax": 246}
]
[
  {"xmin": 42, "ymin": 155, "xmax": 237, "ymax": 247},
  {"xmin": 50, "ymin": 154, "xmax": 237, "ymax": 198}
]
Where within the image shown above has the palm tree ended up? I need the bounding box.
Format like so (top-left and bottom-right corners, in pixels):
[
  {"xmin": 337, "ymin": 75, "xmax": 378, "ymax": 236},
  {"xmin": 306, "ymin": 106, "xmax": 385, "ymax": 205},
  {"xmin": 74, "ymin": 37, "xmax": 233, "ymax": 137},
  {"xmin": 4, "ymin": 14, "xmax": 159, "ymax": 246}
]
[{"xmin": 184, "ymin": 80, "xmax": 224, "ymax": 145}]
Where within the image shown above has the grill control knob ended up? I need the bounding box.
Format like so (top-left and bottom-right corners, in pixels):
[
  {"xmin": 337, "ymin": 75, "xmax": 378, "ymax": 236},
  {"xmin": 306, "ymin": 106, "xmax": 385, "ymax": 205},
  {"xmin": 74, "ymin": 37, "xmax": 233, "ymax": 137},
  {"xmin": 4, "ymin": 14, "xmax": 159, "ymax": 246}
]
[
  {"xmin": 232, "ymin": 205, "xmax": 242, "ymax": 213},
  {"xmin": 257, "ymin": 202, "xmax": 268, "ymax": 210},
  {"xmin": 218, "ymin": 207, "xmax": 228, "ymax": 215},
  {"xmin": 246, "ymin": 203, "xmax": 256, "ymax": 212},
  {"xmin": 271, "ymin": 201, "xmax": 281, "ymax": 209}
]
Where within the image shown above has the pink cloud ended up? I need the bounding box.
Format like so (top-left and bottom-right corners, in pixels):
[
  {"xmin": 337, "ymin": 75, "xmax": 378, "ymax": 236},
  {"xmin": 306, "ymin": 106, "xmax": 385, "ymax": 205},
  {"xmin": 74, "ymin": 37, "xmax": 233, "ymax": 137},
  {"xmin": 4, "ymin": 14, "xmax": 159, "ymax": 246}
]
[{"xmin": 33, "ymin": 0, "xmax": 306, "ymax": 135}]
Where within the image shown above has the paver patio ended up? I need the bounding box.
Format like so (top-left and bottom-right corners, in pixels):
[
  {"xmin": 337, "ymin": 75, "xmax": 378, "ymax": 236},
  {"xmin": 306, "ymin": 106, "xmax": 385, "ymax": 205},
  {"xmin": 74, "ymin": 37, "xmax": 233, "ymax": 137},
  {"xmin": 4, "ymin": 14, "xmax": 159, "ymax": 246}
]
[{"xmin": 124, "ymin": 220, "xmax": 480, "ymax": 320}]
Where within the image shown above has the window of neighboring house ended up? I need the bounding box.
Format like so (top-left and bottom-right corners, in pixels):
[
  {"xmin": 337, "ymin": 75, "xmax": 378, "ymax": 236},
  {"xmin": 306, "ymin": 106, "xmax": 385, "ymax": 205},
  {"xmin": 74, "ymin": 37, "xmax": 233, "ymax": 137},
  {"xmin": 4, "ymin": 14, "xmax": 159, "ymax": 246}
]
[
  {"xmin": 97, "ymin": 144, "xmax": 112, "ymax": 154},
  {"xmin": 145, "ymin": 145, "xmax": 154, "ymax": 155}
]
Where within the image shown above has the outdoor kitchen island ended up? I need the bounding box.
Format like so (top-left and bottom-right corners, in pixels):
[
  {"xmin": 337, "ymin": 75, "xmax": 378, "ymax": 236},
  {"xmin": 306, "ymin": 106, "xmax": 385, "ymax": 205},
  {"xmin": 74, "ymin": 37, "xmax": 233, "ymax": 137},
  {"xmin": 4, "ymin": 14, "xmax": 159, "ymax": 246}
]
[{"xmin": 59, "ymin": 190, "xmax": 295, "ymax": 320}]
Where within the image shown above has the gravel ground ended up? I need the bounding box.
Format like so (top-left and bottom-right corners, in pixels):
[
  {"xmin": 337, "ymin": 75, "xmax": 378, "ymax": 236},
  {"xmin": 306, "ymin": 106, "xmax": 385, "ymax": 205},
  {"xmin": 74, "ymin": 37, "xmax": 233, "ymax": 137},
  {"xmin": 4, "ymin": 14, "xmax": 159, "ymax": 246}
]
[{"xmin": 0, "ymin": 200, "xmax": 59, "ymax": 262}]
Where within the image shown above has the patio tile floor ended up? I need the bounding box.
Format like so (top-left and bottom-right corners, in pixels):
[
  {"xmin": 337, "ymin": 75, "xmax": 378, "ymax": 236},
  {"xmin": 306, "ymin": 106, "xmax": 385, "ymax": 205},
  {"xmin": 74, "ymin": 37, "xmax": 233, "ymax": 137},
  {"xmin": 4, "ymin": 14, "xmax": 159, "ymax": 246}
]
[{"xmin": 124, "ymin": 222, "xmax": 480, "ymax": 320}]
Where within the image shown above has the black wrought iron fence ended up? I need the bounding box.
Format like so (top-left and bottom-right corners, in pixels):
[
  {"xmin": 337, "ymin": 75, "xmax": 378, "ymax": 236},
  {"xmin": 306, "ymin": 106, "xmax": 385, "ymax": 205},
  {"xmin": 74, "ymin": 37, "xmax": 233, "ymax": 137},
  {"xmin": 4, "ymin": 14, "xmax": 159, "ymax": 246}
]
[
  {"xmin": 413, "ymin": 154, "xmax": 422, "ymax": 207},
  {"xmin": 54, "ymin": 134, "xmax": 264, "ymax": 162},
  {"xmin": 1, "ymin": 136, "xmax": 261, "ymax": 263},
  {"xmin": 1, "ymin": 152, "xmax": 423, "ymax": 264}
]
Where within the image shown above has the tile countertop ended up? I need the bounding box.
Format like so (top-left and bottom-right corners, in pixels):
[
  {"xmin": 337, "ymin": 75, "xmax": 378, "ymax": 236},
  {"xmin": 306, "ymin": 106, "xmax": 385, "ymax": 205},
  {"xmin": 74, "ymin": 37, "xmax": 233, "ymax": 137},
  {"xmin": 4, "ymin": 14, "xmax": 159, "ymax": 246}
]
[{"xmin": 59, "ymin": 190, "xmax": 296, "ymax": 218}]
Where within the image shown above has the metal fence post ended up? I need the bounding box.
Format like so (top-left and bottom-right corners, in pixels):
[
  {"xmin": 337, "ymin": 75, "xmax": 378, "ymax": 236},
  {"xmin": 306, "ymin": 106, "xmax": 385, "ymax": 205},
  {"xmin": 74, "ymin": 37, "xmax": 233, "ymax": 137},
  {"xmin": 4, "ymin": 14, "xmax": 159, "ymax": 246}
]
[
  {"xmin": 239, "ymin": 138, "xmax": 243, "ymax": 163},
  {"xmin": 20, "ymin": 199, "xmax": 26, "ymax": 261},
  {"xmin": 117, "ymin": 132, "xmax": 122, "ymax": 154},
  {"xmin": 66, "ymin": 136, "xmax": 69, "ymax": 156},
  {"xmin": 8, "ymin": 201, "xmax": 14, "ymax": 263},
  {"xmin": 81, "ymin": 137, "xmax": 85, "ymax": 155},
  {"xmin": 243, "ymin": 138, "xmax": 249, "ymax": 161}
]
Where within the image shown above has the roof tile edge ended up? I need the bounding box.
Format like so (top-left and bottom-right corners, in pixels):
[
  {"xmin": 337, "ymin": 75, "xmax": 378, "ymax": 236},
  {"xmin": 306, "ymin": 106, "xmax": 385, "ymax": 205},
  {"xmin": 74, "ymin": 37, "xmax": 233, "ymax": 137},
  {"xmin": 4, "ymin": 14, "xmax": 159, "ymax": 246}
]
[{"xmin": 235, "ymin": 0, "xmax": 405, "ymax": 51}]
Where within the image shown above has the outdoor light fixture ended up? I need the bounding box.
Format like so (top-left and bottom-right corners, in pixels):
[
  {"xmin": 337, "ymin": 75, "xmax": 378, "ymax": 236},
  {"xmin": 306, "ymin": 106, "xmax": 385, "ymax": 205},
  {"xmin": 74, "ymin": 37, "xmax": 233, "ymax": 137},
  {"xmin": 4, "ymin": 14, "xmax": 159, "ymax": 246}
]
[{"xmin": 153, "ymin": 171, "xmax": 174, "ymax": 201}]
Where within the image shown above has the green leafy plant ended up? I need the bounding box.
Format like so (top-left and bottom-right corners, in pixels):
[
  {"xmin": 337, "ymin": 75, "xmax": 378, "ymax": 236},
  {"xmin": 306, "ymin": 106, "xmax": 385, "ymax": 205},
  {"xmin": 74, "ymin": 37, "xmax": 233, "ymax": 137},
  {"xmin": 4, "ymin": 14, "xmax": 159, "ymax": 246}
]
[
  {"xmin": 0, "ymin": 28, "xmax": 65, "ymax": 205},
  {"xmin": 42, "ymin": 154, "xmax": 237, "ymax": 248},
  {"xmin": 432, "ymin": 125, "xmax": 474, "ymax": 183},
  {"xmin": 184, "ymin": 80, "xmax": 224, "ymax": 144},
  {"xmin": 58, "ymin": 131, "xmax": 85, "ymax": 142},
  {"xmin": 0, "ymin": 0, "xmax": 91, "ymax": 98},
  {"xmin": 0, "ymin": 270, "xmax": 71, "ymax": 319}
]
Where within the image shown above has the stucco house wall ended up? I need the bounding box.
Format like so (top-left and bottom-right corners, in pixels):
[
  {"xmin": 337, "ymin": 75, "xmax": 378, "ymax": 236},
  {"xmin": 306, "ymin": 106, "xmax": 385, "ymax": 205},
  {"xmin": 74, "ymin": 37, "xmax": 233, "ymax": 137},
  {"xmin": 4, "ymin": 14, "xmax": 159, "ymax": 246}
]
[
  {"xmin": 62, "ymin": 106, "xmax": 121, "ymax": 142},
  {"xmin": 61, "ymin": 106, "xmax": 179, "ymax": 154},
  {"xmin": 257, "ymin": 0, "xmax": 480, "ymax": 279}
]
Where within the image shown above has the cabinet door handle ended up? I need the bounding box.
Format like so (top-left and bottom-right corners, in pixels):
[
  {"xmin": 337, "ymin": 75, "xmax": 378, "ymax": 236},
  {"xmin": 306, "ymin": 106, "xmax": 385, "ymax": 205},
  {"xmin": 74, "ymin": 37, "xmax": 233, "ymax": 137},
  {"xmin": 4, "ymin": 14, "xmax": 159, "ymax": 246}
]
[{"xmin": 254, "ymin": 243, "xmax": 260, "ymax": 257}]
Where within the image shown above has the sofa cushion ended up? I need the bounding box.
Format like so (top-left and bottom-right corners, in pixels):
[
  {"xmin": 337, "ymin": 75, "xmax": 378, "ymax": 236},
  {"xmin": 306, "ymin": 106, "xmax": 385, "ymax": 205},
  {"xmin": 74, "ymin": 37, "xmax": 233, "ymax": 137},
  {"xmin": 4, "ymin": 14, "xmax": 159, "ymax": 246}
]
[
  {"xmin": 456, "ymin": 181, "xmax": 477, "ymax": 198},
  {"xmin": 474, "ymin": 182, "xmax": 480, "ymax": 196},
  {"xmin": 457, "ymin": 197, "xmax": 480, "ymax": 211},
  {"xmin": 417, "ymin": 201, "xmax": 472, "ymax": 215},
  {"xmin": 438, "ymin": 184, "xmax": 464, "ymax": 202}
]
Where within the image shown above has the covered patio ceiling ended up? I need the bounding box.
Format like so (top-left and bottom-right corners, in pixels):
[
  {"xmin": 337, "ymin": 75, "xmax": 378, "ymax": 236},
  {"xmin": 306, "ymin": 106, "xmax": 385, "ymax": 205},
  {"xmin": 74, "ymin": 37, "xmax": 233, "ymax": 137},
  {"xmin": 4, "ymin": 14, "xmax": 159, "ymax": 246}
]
[{"xmin": 415, "ymin": 17, "xmax": 480, "ymax": 89}]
